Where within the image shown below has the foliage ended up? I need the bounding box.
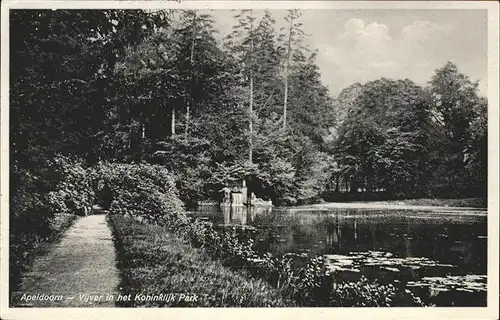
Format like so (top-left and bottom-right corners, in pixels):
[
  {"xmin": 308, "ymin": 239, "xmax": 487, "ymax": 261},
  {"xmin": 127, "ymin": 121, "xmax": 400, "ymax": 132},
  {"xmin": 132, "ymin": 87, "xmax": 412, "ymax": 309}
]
[
  {"xmin": 330, "ymin": 63, "xmax": 487, "ymax": 199},
  {"xmin": 334, "ymin": 78, "xmax": 431, "ymax": 196},
  {"xmin": 287, "ymin": 51, "xmax": 335, "ymax": 143},
  {"xmin": 426, "ymin": 62, "xmax": 487, "ymax": 197},
  {"xmin": 465, "ymin": 97, "xmax": 488, "ymax": 195},
  {"xmin": 149, "ymin": 136, "xmax": 212, "ymax": 207},
  {"xmin": 93, "ymin": 162, "xmax": 185, "ymax": 225},
  {"xmin": 10, "ymin": 9, "xmax": 169, "ymax": 166},
  {"xmin": 293, "ymin": 148, "xmax": 333, "ymax": 204},
  {"xmin": 46, "ymin": 156, "xmax": 96, "ymax": 216}
]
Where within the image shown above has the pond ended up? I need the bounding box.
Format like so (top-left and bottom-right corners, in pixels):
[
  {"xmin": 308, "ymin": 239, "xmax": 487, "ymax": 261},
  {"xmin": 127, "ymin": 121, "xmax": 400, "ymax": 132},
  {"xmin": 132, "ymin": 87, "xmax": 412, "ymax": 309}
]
[{"xmin": 189, "ymin": 204, "xmax": 488, "ymax": 306}]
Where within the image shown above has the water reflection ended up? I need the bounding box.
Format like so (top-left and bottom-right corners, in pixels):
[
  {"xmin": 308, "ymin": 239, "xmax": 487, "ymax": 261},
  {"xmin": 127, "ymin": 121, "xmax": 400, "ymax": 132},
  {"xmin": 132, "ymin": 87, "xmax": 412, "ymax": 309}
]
[
  {"xmin": 189, "ymin": 205, "xmax": 487, "ymax": 275},
  {"xmin": 212, "ymin": 205, "xmax": 271, "ymax": 226},
  {"xmin": 221, "ymin": 205, "xmax": 248, "ymax": 225}
]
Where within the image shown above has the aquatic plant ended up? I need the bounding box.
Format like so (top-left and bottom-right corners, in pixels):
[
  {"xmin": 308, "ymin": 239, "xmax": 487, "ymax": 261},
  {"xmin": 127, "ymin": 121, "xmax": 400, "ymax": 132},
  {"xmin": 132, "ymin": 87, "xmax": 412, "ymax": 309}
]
[{"xmin": 165, "ymin": 215, "xmax": 426, "ymax": 307}]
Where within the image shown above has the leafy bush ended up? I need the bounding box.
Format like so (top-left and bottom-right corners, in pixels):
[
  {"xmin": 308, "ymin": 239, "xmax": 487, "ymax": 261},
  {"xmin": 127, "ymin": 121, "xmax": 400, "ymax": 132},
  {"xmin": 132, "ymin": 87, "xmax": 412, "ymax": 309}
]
[
  {"xmin": 10, "ymin": 169, "xmax": 55, "ymax": 239},
  {"xmin": 45, "ymin": 155, "xmax": 95, "ymax": 216},
  {"xmin": 93, "ymin": 162, "xmax": 185, "ymax": 225}
]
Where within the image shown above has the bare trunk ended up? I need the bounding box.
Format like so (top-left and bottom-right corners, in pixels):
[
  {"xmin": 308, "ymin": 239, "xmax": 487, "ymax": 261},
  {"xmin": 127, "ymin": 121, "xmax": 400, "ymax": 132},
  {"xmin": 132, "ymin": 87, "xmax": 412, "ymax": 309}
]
[
  {"xmin": 249, "ymin": 75, "xmax": 254, "ymax": 163},
  {"xmin": 283, "ymin": 76, "xmax": 289, "ymax": 130},
  {"xmin": 185, "ymin": 10, "xmax": 197, "ymax": 139},
  {"xmin": 283, "ymin": 16, "xmax": 293, "ymax": 130},
  {"xmin": 249, "ymin": 10, "xmax": 254, "ymax": 163},
  {"xmin": 128, "ymin": 125, "xmax": 132, "ymax": 150},
  {"xmin": 171, "ymin": 107, "xmax": 176, "ymax": 136},
  {"xmin": 184, "ymin": 100, "xmax": 190, "ymax": 138}
]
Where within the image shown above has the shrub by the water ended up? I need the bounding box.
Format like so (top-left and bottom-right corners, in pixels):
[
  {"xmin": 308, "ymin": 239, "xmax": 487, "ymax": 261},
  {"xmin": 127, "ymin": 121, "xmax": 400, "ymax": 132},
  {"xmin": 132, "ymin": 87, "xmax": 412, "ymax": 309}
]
[{"xmin": 93, "ymin": 162, "xmax": 185, "ymax": 225}]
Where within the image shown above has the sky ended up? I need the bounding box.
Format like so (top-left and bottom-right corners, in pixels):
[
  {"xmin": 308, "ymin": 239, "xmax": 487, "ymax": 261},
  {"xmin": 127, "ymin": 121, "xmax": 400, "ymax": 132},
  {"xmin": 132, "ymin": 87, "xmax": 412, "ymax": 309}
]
[{"xmin": 207, "ymin": 9, "xmax": 488, "ymax": 97}]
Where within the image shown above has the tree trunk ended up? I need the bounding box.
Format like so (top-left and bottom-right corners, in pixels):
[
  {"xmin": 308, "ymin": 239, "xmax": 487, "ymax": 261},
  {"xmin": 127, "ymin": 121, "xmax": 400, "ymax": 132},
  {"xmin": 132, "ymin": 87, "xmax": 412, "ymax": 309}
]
[
  {"xmin": 171, "ymin": 107, "xmax": 176, "ymax": 136},
  {"xmin": 248, "ymin": 10, "xmax": 254, "ymax": 163},
  {"xmin": 184, "ymin": 99, "xmax": 190, "ymax": 138},
  {"xmin": 128, "ymin": 125, "xmax": 132, "ymax": 150},
  {"xmin": 185, "ymin": 10, "xmax": 197, "ymax": 139},
  {"xmin": 249, "ymin": 77, "xmax": 254, "ymax": 163},
  {"xmin": 283, "ymin": 15, "xmax": 293, "ymax": 130}
]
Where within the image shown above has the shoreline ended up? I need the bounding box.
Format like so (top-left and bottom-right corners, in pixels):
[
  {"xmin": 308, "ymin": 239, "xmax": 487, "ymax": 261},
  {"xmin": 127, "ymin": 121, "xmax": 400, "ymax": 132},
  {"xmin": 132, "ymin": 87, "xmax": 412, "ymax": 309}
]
[
  {"xmin": 286, "ymin": 201, "xmax": 487, "ymax": 214},
  {"xmin": 197, "ymin": 198, "xmax": 487, "ymax": 212}
]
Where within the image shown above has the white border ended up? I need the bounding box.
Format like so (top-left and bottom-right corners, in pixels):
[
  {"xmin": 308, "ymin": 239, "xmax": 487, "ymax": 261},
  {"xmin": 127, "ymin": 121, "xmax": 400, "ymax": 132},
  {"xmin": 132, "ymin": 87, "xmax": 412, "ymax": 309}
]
[{"xmin": 1, "ymin": 1, "xmax": 498, "ymax": 320}]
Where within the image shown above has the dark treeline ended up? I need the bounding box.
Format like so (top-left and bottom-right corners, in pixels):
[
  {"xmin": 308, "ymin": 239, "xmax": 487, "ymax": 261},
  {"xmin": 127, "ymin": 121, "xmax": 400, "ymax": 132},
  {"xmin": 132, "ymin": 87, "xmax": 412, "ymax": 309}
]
[{"xmin": 11, "ymin": 9, "xmax": 487, "ymax": 212}]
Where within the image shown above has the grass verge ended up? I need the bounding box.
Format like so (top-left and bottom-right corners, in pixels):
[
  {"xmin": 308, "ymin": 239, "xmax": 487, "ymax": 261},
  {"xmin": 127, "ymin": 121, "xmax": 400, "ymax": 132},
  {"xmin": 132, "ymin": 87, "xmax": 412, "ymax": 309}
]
[{"xmin": 107, "ymin": 213, "xmax": 293, "ymax": 307}]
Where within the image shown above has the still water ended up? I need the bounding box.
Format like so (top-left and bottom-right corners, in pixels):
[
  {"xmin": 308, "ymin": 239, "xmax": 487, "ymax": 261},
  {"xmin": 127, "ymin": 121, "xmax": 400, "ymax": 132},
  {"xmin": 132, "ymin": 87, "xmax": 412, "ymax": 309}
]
[
  {"xmin": 190, "ymin": 205, "xmax": 487, "ymax": 274},
  {"xmin": 189, "ymin": 205, "xmax": 487, "ymax": 305}
]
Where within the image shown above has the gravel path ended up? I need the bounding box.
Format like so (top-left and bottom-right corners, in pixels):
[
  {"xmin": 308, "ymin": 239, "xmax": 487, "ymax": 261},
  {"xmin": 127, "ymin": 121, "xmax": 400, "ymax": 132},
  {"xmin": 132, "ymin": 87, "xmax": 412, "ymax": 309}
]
[{"xmin": 12, "ymin": 214, "xmax": 120, "ymax": 307}]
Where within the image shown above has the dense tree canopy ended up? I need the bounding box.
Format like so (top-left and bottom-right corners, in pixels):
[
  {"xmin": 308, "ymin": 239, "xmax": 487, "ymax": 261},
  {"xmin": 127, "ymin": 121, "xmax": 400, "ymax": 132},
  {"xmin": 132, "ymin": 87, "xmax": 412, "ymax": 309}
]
[
  {"xmin": 425, "ymin": 62, "xmax": 487, "ymax": 196},
  {"xmin": 11, "ymin": 9, "xmax": 488, "ymax": 214},
  {"xmin": 333, "ymin": 78, "xmax": 431, "ymax": 196}
]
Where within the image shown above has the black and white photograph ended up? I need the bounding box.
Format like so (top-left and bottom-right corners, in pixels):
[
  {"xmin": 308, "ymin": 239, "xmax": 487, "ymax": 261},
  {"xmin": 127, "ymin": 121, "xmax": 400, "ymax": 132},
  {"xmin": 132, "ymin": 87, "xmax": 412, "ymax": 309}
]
[{"xmin": 1, "ymin": 1, "xmax": 498, "ymax": 319}]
